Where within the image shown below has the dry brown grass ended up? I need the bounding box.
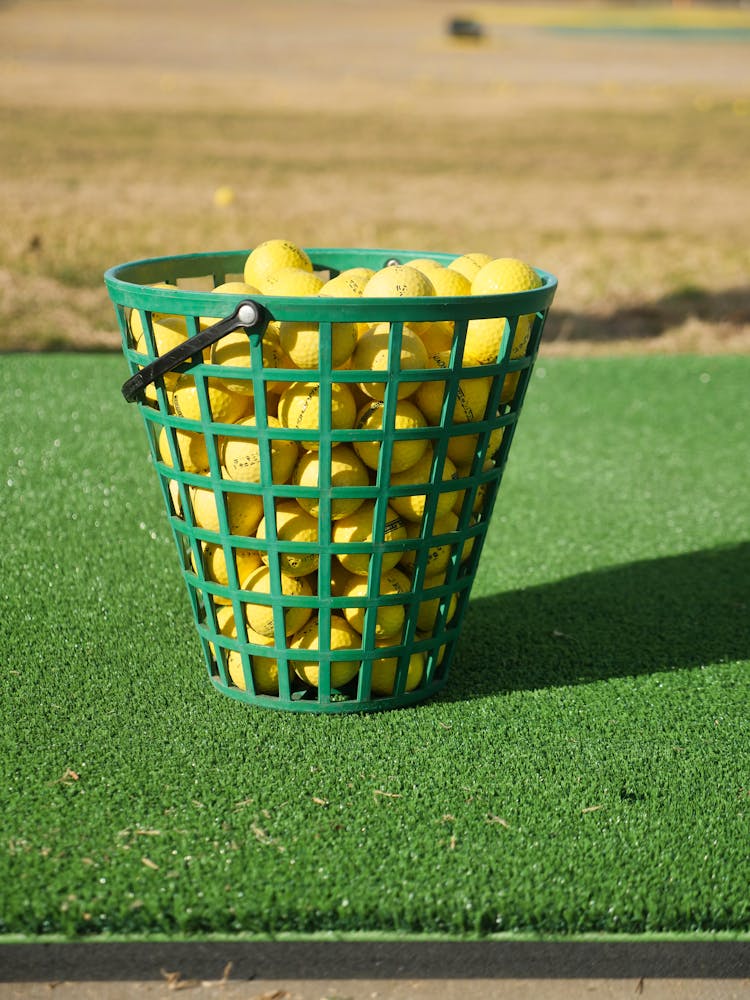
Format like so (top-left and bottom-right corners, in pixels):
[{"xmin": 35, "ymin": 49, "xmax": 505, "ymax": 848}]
[{"xmin": 1, "ymin": 0, "xmax": 749, "ymax": 355}]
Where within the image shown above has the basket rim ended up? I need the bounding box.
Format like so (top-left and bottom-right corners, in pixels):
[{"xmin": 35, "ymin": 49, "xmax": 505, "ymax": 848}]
[{"xmin": 104, "ymin": 246, "xmax": 558, "ymax": 323}]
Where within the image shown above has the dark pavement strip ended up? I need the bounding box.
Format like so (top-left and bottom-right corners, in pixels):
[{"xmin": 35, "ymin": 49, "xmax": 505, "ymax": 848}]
[{"xmin": 1, "ymin": 941, "xmax": 749, "ymax": 983}]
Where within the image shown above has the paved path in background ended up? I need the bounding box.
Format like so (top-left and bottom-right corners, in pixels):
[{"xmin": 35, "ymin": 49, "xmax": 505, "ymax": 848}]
[
  {"xmin": 2, "ymin": 0, "xmax": 749, "ymax": 116},
  {"xmin": 2, "ymin": 976, "xmax": 750, "ymax": 999}
]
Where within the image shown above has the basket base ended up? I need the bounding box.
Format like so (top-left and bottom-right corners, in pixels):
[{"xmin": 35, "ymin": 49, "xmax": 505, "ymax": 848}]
[{"xmin": 207, "ymin": 672, "xmax": 451, "ymax": 714}]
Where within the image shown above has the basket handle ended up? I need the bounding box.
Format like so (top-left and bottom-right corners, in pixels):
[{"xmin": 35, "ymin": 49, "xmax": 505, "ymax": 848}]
[{"xmin": 121, "ymin": 299, "xmax": 269, "ymax": 403}]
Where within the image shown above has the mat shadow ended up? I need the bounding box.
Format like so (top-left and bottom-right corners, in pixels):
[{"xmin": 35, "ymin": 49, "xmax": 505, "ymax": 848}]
[{"xmin": 445, "ymin": 541, "xmax": 749, "ymax": 699}]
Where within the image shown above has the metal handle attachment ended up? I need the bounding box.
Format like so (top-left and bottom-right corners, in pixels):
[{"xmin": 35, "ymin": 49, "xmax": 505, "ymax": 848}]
[{"xmin": 121, "ymin": 299, "xmax": 269, "ymax": 403}]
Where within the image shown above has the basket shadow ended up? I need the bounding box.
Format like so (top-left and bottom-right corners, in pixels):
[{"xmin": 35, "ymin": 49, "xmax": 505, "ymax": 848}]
[
  {"xmin": 544, "ymin": 284, "xmax": 750, "ymax": 344},
  {"xmin": 441, "ymin": 541, "xmax": 749, "ymax": 700}
]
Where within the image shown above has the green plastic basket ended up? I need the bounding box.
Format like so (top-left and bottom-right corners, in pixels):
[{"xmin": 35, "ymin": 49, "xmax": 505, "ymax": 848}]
[{"xmin": 104, "ymin": 247, "xmax": 557, "ymax": 713}]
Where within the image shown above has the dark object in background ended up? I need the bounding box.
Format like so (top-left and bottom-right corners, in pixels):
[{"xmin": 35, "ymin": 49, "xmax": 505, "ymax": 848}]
[{"xmin": 447, "ymin": 17, "xmax": 485, "ymax": 41}]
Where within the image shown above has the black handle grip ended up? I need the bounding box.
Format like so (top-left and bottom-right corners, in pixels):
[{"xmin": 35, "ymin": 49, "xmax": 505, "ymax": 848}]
[{"xmin": 122, "ymin": 299, "xmax": 269, "ymax": 403}]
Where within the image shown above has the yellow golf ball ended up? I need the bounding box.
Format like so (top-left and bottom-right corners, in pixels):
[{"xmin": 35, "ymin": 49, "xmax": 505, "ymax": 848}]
[
  {"xmin": 421, "ymin": 265, "xmax": 471, "ymax": 341},
  {"xmin": 279, "ymin": 318, "xmax": 357, "ymax": 370},
  {"xmin": 419, "ymin": 325, "xmax": 454, "ymax": 356},
  {"xmin": 158, "ymin": 424, "xmax": 209, "ymax": 474},
  {"xmin": 227, "ymin": 650, "xmax": 290, "ymax": 696},
  {"xmin": 243, "ymin": 239, "xmax": 312, "ymax": 288},
  {"xmin": 341, "ymin": 566, "xmax": 412, "ymax": 639},
  {"xmin": 196, "ymin": 542, "xmax": 262, "ymax": 599},
  {"xmin": 399, "ymin": 511, "xmax": 467, "ymax": 577},
  {"xmin": 212, "ymin": 185, "xmax": 235, "ymax": 208},
  {"xmin": 463, "ymin": 315, "xmax": 532, "ymax": 366},
  {"xmin": 319, "ymin": 268, "xmax": 375, "ymax": 337},
  {"xmin": 416, "ymin": 575, "xmax": 459, "ymax": 632},
  {"xmin": 188, "ymin": 485, "xmax": 264, "ymax": 537},
  {"xmin": 260, "ymin": 267, "xmax": 324, "ymax": 297},
  {"xmin": 368, "ymin": 647, "xmax": 425, "ymax": 696},
  {"xmin": 471, "ymin": 257, "xmax": 541, "ymax": 297},
  {"xmin": 212, "ymin": 603, "xmax": 238, "ymax": 644},
  {"xmin": 242, "ymin": 564, "xmax": 313, "ymax": 639},
  {"xmin": 172, "ymin": 373, "xmax": 251, "ymax": 425},
  {"xmin": 466, "ymin": 257, "xmax": 541, "ymax": 365},
  {"xmin": 131, "ymin": 308, "xmax": 185, "ymax": 345},
  {"xmin": 277, "ymin": 380, "xmax": 358, "ymax": 450},
  {"xmin": 447, "ymin": 252, "xmax": 493, "ymax": 281},
  {"xmin": 331, "ymin": 501, "xmax": 408, "ymax": 576},
  {"xmin": 290, "ymin": 614, "xmax": 362, "ymax": 690},
  {"xmin": 446, "ymin": 423, "xmax": 504, "ymax": 468},
  {"xmin": 293, "ymin": 444, "xmax": 369, "ymax": 521},
  {"xmin": 255, "ymin": 498, "xmax": 320, "ymax": 578},
  {"xmin": 405, "ymin": 257, "xmax": 444, "ymax": 275},
  {"xmin": 414, "ymin": 351, "xmax": 492, "ymax": 426},
  {"xmin": 134, "ymin": 315, "xmax": 189, "ymax": 402},
  {"xmin": 454, "ymin": 457, "xmax": 497, "ymax": 515},
  {"xmin": 352, "ymin": 323, "xmax": 428, "ymax": 401},
  {"xmin": 220, "ymin": 415, "xmax": 299, "ymax": 485},
  {"xmin": 200, "ymin": 281, "xmax": 261, "ymax": 333},
  {"xmin": 362, "ymin": 265, "xmax": 435, "ymax": 335},
  {"xmin": 319, "ymin": 268, "xmax": 374, "ymax": 298},
  {"xmin": 210, "ymin": 326, "xmax": 291, "ymax": 395},
  {"xmin": 352, "ymin": 398, "xmax": 429, "ymax": 476},
  {"xmin": 388, "ymin": 445, "xmax": 459, "ymax": 524}
]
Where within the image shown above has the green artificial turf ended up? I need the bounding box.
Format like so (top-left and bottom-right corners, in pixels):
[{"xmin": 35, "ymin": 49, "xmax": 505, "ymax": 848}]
[{"xmin": 1, "ymin": 353, "xmax": 748, "ymax": 940}]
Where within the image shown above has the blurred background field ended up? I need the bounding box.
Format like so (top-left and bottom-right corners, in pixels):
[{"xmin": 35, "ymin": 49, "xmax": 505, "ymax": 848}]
[{"xmin": 1, "ymin": 0, "xmax": 749, "ymax": 355}]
